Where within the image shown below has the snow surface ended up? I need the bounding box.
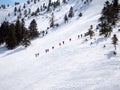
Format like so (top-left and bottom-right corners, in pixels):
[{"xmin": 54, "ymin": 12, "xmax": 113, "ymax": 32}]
[{"xmin": 0, "ymin": 0, "xmax": 120, "ymax": 90}]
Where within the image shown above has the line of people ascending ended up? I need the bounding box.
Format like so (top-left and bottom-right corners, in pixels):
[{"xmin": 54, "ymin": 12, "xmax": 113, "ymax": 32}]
[{"xmin": 35, "ymin": 34, "xmax": 83, "ymax": 58}]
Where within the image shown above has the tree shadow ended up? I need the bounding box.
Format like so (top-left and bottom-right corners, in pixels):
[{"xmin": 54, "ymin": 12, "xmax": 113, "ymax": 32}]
[
  {"xmin": 2, "ymin": 47, "xmax": 25, "ymax": 57},
  {"xmin": 93, "ymin": 37, "xmax": 108, "ymax": 45},
  {"xmin": 0, "ymin": 46, "xmax": 8, "ymax": 55},
  {"xmin": 105, "ymin": 51, "xmax": 115, "ymax": 59}
]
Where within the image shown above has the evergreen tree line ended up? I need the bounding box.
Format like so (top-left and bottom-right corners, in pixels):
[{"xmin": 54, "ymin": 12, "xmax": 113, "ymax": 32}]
[
  {"xmin": 0, "ymin": 4, "xmax": 9, "ymax": 9},
  {"xmin": 47, "ymin": 0, "xmax": 61, "ymax": 11},
  {"xmin": 0, "ymin": 19, "xmax": 39, "ymax": 49},
  {"xmin": 12, "ymin": 0, "xmax": 61, "ymax": 18},
  {"xmin": 99, "ymin": 0, "xmax": 119, "ymax": 37},
  {"xmin": 83, "ymin": 0, "xmax": 119, "ymax": 52},
  {"xmin": 4, "ymin": 0, "xmax": 92, "ymax": 21},
  {"xmin": 98, "ymin": 0, "xmax": 119, "ymax": 51}
]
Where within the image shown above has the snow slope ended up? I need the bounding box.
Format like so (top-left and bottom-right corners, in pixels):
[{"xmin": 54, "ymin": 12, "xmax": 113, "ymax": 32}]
[{"xmin": 0, "ymin": 0, "xmax": 120, "ymax": 90}]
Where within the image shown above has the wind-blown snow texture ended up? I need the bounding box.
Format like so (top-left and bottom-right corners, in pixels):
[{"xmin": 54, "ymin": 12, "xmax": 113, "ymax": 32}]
[{"xmin": 0, "ymin": 0, "xmax": 120, "ymax": 90}]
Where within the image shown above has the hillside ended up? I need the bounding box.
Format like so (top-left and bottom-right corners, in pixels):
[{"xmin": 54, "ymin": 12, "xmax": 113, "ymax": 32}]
[{"xmin": 0, "ymin": 0, "xmax": 120, "ymax": 90}]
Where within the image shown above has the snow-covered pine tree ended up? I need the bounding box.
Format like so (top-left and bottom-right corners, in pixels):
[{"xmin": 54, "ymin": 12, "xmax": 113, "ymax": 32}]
[
  {"xmin": 64, "ymin": 14, "xmax": 68, "ymax": 23},
  {"xmin": 29, "ymin": 19, "xmax": 39, "ymax": 39},
  {"xmin": 50, "ymin": 13, "xmax": 55, "ymax": 27},
  {"xmin": 68, "ymin": 6, "xmax": 74, "ymax": 18}
]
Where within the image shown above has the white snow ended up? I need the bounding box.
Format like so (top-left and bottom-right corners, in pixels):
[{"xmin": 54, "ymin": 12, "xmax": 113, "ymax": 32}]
[{"xmin": 0, "ymin": 0, "xmax": 120, "ymax": 90}]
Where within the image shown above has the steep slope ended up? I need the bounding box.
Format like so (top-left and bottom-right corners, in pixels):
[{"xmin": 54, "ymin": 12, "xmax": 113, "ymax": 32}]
[{"xmin": 0, "ymin": 0, "xmax": 120, "ymax": 90}]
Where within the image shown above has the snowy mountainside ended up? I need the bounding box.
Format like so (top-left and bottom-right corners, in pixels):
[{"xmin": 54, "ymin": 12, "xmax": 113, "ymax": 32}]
[
  {"xmin": 0, "ymin": 0, "xmax": 120, "ymax": 90},
  {"xmin": 0, "ymin": 0, "xmax": 90, "ymax": 30}
]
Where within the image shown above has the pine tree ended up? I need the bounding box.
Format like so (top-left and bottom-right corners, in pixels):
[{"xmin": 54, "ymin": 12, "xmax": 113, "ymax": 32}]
[
  {"xmin": 50, "ymin": 13, "xmax": 55, "ymax": 27},
  {"xmin": 57, "ymin": 0, "xmax": 60, "ymax": 6},
  {"xmin": 84, "ymin": 25, "xmax": 94, "ymax": 39},
  {"xmin": 15, "ymin": 19, "xmax": 23, "ymax": 45},
  {"xmin": 112, "ymin": 34, "xmax": 118, "ymax": 50},
  {"xmin": 0, "ymin": 23, "xmax": 4, "ymax": 45},
  {"xmin": 101, "ymin": 0, "xmax": 119, "ymax": 25},
  {"xmin": 47, "ymin": 0, "xmax": 51, "ymax": 11},
  {"xmin": 18, "ymin": 6, "xmax": 21, "ymax": 12},
  {"xmin": 21, "ymin": 30, "xmax": 31, "ymax": 48},
  {"xmin": 23, "ymin": 4, "xmax": 26, "ymax": 8},
  {"xmin": 34, "ymin": 0, "xmax": 37, "ymax": 4},
  {"xmin": 29, "ymin": 19, "xmax": 39, "ymax": 39},
  {"xmin": 99, "ymin": 22, "xmax": 112, "ymax": 37},
  {"xmin": 88, "ymin": 25, "xmax": 94, "ymax": 39},
  {"xmin": 113, "ymin": 0, "xmax": 118, "ymax": 8},
  {"xmin": 36, "ymin": 7, "xmax": 40, "ymax": 13},
  {"xmin": 63, "ymin": 0, "xmax": 67, "ymax": 4},
  {"xmin": 6, "ymin": 24, "xmax": 17, "ymax": 49},
  {"xmin": 14, "ymin": 12, "xmax": 17, "ymax": 16},
  {"xmin": 0, "ymin": 21, "xmax": 9, "ymax": 45},
  {"xmin": 34, "ymin": 7, "xmax": 40, "ymax": 16},
  {"xmin": 7, "ymin": 4, "xmax": 9, "ymax": 7},
  {"xmin": 64, "ymin": 14, "xmax": 68, "ymax": 23},
  {"xmin": 68, "ymin": 6, "xmax": 74, "ymax": 18},
  {"xmin": 79, "ymin": 12, "xmax": 82, "ymax": 17},
  {"xmin": 14, "ymin": 7, "xmax": 17, "ymax": 12},
  {"xmin": 0, "ymin": 25, "xmax": 5, "ymax": 45},
  {"xmin": 21, "ymin": 18, "xmax": 27, "ymax": 38},
  {"xmin": 24, "ymin": 9, "xmax": 27, "ymax": 16},
  {"xmin": 112, "ymin": 0, "xmax": 119, "ymax": 18},
  {"xmin": 28, "ymin": 8, "xmax": 31, "ymax": 14},
  {"xmin": 27, "ymin": 0, "xmax": 30, "ymax": 4},
  {"xmin": 43, "ymin": 3, "xmax": 47, "ymax": 9}
]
